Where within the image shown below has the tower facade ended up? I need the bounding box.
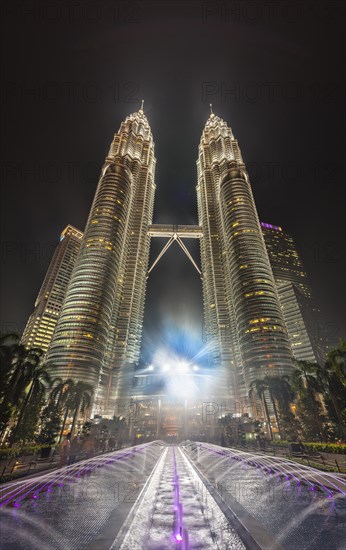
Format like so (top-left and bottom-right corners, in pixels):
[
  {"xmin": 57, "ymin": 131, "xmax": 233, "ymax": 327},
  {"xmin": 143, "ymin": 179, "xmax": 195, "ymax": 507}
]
[
  {"xmin": 22, "ymin": 225, "xmax": 83, "ymax": 353},
  {"xmin": 261, "ymin": 222, "xmax": 327, "ymax": 365},
  {"xmin": 197, "ymin": 112, "xmax": 294, "ymax": 404},
  {"xmin": 45, "ymin": 108, "xmax": 156, "ymax": 415}
]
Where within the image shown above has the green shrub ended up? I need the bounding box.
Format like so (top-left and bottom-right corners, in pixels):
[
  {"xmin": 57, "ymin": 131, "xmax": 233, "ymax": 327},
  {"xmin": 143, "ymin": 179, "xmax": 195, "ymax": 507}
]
[
  {"xmin": 0, "ymin": 445, "xmax": 46, "ymax": 460},
  {"xmin": 271, "ymin": 440, "xmax": 346, "ymax": 454},
  {"xmin": 303, "ymin": 442, "xmax": 346, "ymax": 455}
]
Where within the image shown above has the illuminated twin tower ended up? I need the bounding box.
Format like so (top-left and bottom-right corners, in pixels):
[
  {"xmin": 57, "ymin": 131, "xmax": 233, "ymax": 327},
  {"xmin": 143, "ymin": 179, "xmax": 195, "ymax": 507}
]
[{"xmin": 45, "ymin": 105, "xmax": 294, "ymax": 415}]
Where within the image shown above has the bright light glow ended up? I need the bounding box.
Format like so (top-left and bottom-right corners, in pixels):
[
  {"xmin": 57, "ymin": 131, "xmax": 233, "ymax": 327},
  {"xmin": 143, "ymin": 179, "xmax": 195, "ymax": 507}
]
[
  {"xmin": 148, "ymin": 365, "xmax": 154, "ymax": 371},
  {"xmin": 177, "ymin": 360, "xmax": 189, "ymax": 373},
  {"xmin": 175, "ymin": 534, "xmax": 183, "ymax": 542},
  {"xmin": 147, "ymin": 324, "xmax": 222, "ymax": 400}
]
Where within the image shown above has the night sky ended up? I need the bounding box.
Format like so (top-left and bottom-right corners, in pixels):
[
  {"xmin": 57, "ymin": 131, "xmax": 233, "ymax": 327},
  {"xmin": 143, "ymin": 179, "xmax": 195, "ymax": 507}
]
[{"xmin": 1, "ymin": 1, "xmax": 345, "ymax": 360}]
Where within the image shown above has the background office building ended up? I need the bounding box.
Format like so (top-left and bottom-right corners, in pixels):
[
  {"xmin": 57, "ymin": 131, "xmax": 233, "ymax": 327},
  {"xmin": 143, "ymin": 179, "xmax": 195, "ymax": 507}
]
[
  {"xmin": 261, "ymin": 222, "xmax": 327, "ymax": 365},
  {"xmin": 21, "ymin": 225, "xmax": 83, "ymax": 353}
]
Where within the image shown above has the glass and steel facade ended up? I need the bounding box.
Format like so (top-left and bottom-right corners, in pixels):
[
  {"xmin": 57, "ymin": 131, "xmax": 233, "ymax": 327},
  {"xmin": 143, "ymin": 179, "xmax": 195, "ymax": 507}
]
[
  {"xmin": 21, "ymin": 225, "xmax": 83, "ymax": 354},
  {"xmin": 45, "ymin": 109, "xmax": 156, "ymax": 415},
  {"xmin": 197, "ymin": 113, "xmax": 294, "ymax": 405},
  {"xmin": 261, "ymin": 222, "xmax": 327, "ymax": 365}
]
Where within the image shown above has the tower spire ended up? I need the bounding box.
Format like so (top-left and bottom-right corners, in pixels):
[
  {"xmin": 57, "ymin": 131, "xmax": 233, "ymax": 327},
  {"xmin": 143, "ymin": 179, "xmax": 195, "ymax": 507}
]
[
  {"xmin": 140, "ymin": 99, "xmax": 144, "ymax": 111},
  {"xmin": 210, "ymin": 103, "xmax": 213, "ymax": 116}
]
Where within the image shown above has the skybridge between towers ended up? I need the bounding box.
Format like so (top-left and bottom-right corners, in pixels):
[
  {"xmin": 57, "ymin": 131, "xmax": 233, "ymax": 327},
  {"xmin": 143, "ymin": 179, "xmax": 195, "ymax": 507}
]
[
  {"xmin": 147, "ymin": 224, "xmax": 203, "ymax": 276},
  {"xmin": 148, "ymin": 224, "xmax": 203, "ymax": 239}
]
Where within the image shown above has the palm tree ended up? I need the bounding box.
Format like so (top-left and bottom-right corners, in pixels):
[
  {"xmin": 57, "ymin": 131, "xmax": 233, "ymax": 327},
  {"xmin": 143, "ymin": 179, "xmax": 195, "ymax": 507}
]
[
  {"xmin": 2, "ymin": 345, "xmax": 44, "ymax": 406},
  {"xmin": 292, "ymin": 359, "xmax": 324, "ymax": 440},
  {"xmin": 50, "ymin": 377, "xmax": 75, "ymax": 411},
  {"xmin": 327, "ymin": 340, "xmax": 346, "ymax": 386},
  {"xmin": 0, "ymin": 332, "xmax": 20, "ymax": 396},
  {"xmin": 55, "ymin": 380, "xmax": 92, "ymax": 442},
  {"xmin": 10, "ymin": 360, "xmax": 52, "ymax": 443},
  {"xmin": 261, "ymin": 376, "xmax": 281, "ymax": 436},
  {"xmin": 33, "ymin": 377, "xmax": 70, "ymax": 445},
  {"xmin": 0, "ymin": 344, "xmax": 45, "ymax": 439},
  {"xmin": 249, "ymin": 379, "xmax": 273, "ymax": 440},
  {"xmin": 68, "ymin": 382, "xmax": 94, "ymax": 439},
  {"xmin": 0, "ymin": 333, "xmax": 21, "ymax": 436},
  {"xmin": 263, "ymin": 375, "xmax": 298, "ymax": 439},
  {"xmin": 56, "ymin": 379, "xmax": 77, "ymax": 442},
  {"xmin": 48, "ymin": 377, "xmax": 64, "ymax": 402},
  {"xmin": 318, "ymin": 352, "xmax": 346, "ymax": 439}
]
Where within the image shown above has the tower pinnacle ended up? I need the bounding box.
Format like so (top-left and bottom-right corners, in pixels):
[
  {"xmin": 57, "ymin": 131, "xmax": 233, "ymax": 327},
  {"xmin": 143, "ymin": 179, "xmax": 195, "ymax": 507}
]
[
  {"xmin": 210, "ymin": 103, "xmax": 214, "ymax": 116},
  {"xmin": 140, "ymin": 99, "xmax": 144, "ymax": 111}
]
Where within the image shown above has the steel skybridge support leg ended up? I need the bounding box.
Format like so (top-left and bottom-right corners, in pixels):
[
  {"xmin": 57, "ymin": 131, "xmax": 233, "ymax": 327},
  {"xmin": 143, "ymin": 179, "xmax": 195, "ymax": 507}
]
[
  {"xmin": 176, "ymin": 236, "xmax": 202, "ymax": 276},
  {"xmin": 147, "ymin": 236, "xmax": 175, "ymax": 275}
]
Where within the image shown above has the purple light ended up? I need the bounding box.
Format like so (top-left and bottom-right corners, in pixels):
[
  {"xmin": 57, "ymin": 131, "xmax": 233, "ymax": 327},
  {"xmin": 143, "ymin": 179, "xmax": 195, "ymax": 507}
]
[
  {"xmin": 260, "ymin": 222, "xmax": 282, "ymax": 231},
  {"xmin": 13, "ymin": 501, "xmax": 21, "ymax": 508},
  {"xmin": 175, "ymin": 534, "xmax": 183, "ymax": 542}
]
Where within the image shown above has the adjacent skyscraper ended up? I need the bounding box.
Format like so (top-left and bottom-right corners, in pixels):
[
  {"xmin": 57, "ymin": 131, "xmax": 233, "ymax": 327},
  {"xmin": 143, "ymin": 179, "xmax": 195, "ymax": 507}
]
[
  {"xmin": 45, "ymin": 107, "xmax": 156, "ymax": 415},
  {"xmin": 197, "ymin": 111, "xmax": 294, "ymax": 404},
  {"xmin": 22, "ymin": 225, "xmax": 83, "ymax": 353},
  {"xmin": 261, "ymin": 222, "xmax": 327, "ymax": 365}
]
